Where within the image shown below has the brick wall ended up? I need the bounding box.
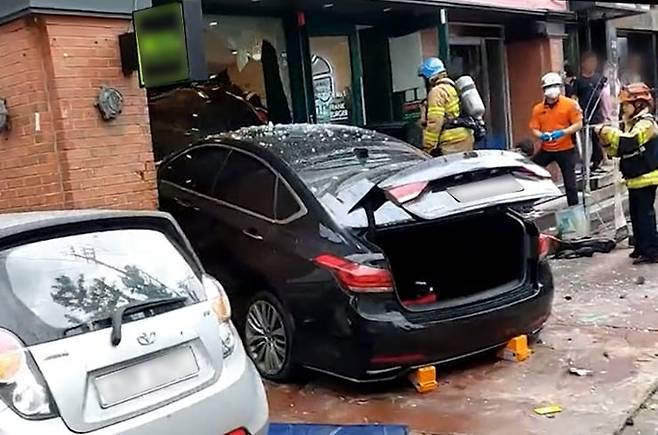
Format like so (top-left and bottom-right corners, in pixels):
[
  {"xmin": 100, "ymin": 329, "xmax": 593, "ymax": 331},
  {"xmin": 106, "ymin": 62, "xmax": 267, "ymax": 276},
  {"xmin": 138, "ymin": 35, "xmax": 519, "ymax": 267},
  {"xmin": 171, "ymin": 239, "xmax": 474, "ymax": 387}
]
[
  {"xmin": 0, "ymin": 17, "xmax": 65, "ymax": 211},
  {"xmin": 0, "ymin": 14, "xmax": 157, "ymax": 213}
]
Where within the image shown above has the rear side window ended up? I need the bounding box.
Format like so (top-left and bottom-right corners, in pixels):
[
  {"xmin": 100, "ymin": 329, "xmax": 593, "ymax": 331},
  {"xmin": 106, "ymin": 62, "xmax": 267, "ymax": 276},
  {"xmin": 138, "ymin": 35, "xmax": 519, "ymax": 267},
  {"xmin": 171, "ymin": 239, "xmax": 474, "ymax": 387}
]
[
  {"xmin": 160, "ymin": 146, "xmax": 230, "ymax": 196},
  {"xmin": 0, "ymin": 229, "xmax": 205, "ymax": 345},
  {"xmin": 212, "ymin": 151, "xmax": 276, "ymax": 219},
  {"xmin": 275, "ymin": 178, "xmax": 301, "ymax": 220}
]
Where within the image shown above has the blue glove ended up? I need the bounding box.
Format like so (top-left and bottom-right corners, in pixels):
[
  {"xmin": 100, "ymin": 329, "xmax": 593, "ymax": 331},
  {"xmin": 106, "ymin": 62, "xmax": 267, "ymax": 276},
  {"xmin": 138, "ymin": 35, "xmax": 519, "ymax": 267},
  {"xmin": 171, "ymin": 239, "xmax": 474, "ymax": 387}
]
[
  {"xmin": 549, "ymin": 129, "xmax": 566, "ymax": 140},
  {"xmin": 539, "ymin": 132, "xmax": 552, "ymax": 142}
]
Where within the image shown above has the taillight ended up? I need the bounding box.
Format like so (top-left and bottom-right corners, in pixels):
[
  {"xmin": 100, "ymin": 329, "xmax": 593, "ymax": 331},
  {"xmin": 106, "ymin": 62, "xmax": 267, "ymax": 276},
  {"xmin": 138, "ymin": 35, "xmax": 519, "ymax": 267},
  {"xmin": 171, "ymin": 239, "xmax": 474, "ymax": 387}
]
[
  {"xmin": 516, "ymin": 165, "xmax": 552, "ymax": 179},
  {"xmin": 385, "ymin": 181, "xmax": 429, "ymax": 204},
  {"xmin": 0, "ymin": 329, "xmax": 58, "ymax": 419},
  {"xmin": 202, "ymin": 275, "xmax": 236, "ymax": 358},
  {"xmin": 0, "ymin": 333, "xmax": 24, "ymax": 383},
  {"xmin": 203, "ymin": 274, "xmax": 232, "ymax": 322},
  {"xmin": 538, "ymin": 234, "xmax": 553, "ymax": 259},
  {"xmin": 314, "ymin": 254, "xmax": 394, "ymax": 293}
]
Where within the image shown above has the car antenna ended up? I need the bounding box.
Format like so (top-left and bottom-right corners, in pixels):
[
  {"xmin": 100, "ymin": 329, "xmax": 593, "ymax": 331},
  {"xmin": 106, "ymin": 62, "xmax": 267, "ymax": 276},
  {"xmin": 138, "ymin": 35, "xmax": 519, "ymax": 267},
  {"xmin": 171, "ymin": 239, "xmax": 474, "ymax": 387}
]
[{"xmin": 353, "ymin": 147, "xmax": 368, "ymax": 161}]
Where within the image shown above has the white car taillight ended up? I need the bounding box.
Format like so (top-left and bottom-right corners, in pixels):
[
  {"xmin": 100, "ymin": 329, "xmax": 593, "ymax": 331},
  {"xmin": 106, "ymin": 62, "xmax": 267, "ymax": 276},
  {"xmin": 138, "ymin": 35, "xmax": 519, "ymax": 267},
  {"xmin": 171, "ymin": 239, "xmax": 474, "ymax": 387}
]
[
  {"xmin": 0, "ymin": 329, "xmax": 58, "ymax": 419},
  {"xmin": 203, "ymin": 275, "xmax": 236, "ymax": 358}
]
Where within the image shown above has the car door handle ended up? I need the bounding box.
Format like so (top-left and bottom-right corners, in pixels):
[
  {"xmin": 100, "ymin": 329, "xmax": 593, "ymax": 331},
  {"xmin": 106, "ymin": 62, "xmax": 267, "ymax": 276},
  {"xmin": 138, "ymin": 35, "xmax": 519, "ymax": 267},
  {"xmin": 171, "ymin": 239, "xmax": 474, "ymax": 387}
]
[
  {"xmin": 174, "ymin": 197, "xmax": 199, "ymax": 211},
  {"xmin": 242, "ymin": 228, "xmax": 264, "ymax": 241}
]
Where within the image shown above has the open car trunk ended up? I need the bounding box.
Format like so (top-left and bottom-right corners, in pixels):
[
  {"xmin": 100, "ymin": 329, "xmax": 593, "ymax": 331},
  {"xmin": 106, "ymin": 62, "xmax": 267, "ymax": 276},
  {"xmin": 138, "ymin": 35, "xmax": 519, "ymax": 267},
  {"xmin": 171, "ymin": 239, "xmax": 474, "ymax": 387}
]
[{"xmin": 373, "ymin": 209, "xmax": 528, "ymax": 310}]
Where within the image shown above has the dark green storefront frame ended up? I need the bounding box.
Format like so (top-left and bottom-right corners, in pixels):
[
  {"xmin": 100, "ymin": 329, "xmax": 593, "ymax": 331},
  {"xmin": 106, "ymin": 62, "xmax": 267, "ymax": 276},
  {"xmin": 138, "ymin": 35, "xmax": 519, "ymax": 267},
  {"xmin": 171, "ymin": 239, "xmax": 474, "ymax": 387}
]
[
  {"xmin": 199, "ymin": 2, "xmax": 451, "ymax": 128},
  {"xmin": 305, "ymin": 16, "xmax": 365, "ymax": 126}
]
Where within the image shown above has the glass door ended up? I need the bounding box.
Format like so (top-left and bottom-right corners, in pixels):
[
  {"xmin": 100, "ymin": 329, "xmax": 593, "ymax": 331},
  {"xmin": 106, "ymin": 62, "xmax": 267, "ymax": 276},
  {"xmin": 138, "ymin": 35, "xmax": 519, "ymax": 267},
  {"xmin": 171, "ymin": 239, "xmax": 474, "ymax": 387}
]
[
  {"xmin": 450, "ymin": 35, "xmax": 510, "ymax": 149},
  {"xmin": 305, "ymin": 17, "xmax": 364, "ymax": 126}
]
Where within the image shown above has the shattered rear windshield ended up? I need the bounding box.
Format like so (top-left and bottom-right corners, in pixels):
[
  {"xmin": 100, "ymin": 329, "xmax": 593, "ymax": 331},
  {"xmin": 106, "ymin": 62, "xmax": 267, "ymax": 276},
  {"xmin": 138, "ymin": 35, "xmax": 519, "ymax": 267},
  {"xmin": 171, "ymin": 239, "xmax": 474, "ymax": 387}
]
[{"xmin": 228, "ymin": 124, "xmax": 428, "ymax": 197}]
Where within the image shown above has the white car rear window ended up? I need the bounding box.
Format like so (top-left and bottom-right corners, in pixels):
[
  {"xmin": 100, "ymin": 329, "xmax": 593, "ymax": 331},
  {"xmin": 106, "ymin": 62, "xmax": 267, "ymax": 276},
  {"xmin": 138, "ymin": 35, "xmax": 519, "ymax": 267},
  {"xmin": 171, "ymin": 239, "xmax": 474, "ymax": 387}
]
[{"xmin": 0, "ymin": 229, "xmax": 204, "ymax": 344}]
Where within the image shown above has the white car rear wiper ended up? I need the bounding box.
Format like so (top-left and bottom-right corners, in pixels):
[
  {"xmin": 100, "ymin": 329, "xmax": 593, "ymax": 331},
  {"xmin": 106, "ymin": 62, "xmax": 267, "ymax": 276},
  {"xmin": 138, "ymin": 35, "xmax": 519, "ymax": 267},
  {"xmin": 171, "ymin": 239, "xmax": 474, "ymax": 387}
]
[
  {"xmin": 110, "ymin": 296, "xmax": 188, "ymax": 346},
  {"xmin": 62, "ymin": 296, "xmax": 189, "ymax": 343}
]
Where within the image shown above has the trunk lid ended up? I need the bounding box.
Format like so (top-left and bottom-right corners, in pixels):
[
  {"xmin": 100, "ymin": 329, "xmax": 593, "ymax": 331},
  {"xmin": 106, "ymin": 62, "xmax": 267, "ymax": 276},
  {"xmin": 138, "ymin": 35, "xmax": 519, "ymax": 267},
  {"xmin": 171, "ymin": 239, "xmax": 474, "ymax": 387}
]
[
  {"xmin": 335, "ymin": 150, "xmax": 560, "ymax": 227},
  {"xmin": 30, "ymin": 302, "xmax": 222, "ymax": 433}
]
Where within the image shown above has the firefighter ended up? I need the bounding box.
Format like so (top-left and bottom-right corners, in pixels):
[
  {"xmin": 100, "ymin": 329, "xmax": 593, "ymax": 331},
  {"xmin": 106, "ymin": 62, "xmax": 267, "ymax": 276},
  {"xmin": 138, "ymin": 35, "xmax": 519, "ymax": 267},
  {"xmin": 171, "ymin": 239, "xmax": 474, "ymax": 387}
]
[
  {"xmin": 596, "ymin": 82, "xmax": 658, "ymax": 264},
  {"xmin": 529, "ymin": 72, "xmax": 583, "ymax": 206},
  {"xmin": 418, "ymin": 58, "xmax": 474, "ymax": 156}
]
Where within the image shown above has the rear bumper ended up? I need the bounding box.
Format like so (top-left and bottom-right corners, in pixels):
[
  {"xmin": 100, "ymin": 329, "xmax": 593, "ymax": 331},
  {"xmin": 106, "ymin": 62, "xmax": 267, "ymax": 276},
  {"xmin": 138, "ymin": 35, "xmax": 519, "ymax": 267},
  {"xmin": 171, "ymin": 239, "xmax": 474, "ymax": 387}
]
[
  {"xmin": 0, "ymin": 337, "xmax": 268, "ymax": 435},
  {"xmin": 304, "ymin": 261, "xmax": 554, "ymax": 382}
]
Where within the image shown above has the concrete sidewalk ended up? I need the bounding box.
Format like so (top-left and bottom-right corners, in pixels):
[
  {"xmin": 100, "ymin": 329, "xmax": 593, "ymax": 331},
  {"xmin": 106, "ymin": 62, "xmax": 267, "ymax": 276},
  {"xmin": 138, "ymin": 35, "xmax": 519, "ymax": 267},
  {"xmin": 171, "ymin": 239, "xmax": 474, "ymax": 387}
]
[{"xmin": 267, "ymin": 249, "xmax": 658, "ymax": 434}]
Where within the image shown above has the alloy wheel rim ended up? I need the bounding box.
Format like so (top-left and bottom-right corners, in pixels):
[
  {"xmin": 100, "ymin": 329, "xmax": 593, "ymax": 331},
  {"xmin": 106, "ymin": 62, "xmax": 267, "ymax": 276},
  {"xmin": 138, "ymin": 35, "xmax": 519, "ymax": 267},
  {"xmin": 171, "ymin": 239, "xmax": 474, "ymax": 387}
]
[{"xmin": 245, "ymin": 300, "xmax": 287, "ymax": 375}]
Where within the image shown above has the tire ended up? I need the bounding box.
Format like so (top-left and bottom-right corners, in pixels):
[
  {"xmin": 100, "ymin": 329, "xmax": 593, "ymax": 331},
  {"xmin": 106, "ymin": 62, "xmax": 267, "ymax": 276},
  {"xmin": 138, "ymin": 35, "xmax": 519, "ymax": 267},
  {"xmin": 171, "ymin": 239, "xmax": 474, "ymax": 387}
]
[{"xmin": 243, "ymin": 291, "xmax": 296, "ymax": 381}]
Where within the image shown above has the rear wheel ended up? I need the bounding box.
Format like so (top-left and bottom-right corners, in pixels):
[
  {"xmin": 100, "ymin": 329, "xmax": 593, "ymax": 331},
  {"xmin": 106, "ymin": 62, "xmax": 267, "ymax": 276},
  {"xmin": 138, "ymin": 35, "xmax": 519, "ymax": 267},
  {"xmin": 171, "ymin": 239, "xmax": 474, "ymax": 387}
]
[{"xmin": 244, "ymin": 292, "xmax": 296, "ymax": 381}]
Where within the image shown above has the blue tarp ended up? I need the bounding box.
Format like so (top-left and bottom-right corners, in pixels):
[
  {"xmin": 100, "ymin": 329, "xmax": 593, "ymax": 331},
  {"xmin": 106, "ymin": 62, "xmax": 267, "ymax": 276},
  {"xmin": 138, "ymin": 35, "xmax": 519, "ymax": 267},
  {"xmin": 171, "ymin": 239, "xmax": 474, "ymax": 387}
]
[{"xmin": 269, "ymin": 424, "xmax": 408, "ymax": 435}]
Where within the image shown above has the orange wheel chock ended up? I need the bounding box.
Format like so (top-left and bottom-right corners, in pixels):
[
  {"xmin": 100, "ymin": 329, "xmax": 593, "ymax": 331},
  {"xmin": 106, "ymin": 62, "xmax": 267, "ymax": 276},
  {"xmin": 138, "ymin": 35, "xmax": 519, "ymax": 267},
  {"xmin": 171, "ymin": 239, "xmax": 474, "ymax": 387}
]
[
  {"xmin": 498, "ymin": 334, "xmax": 531, "ymax": 362},
  {"xmin": 408, "ymin": 365, "xmax": 438, "ymax": 393}
]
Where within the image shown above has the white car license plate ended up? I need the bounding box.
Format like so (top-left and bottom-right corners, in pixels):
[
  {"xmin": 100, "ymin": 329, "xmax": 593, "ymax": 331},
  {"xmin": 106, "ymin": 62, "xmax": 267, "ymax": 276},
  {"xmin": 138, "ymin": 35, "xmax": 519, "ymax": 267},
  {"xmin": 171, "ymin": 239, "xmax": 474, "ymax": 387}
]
[
  {"xmin": 95, "ymin": 346, "xmax": 199, "ymax": 408},
  {"xmin": 448, "ymin": 175, "xmax": 524, "ymax": 203}
]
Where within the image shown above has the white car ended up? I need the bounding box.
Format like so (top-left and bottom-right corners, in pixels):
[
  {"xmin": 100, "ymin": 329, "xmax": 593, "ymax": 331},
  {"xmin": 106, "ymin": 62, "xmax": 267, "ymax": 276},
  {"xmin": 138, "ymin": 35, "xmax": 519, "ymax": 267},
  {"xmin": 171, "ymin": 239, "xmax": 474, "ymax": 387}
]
[{"xmin": 0, "ymin": 210, "xmax": 268, "ymax": 435}]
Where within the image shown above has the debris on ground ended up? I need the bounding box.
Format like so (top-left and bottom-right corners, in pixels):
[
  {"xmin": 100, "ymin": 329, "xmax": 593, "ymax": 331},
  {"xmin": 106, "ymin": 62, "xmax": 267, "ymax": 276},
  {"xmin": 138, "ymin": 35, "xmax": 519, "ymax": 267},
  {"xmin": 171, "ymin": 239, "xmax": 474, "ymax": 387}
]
[
  {"xmin": 553, "ymin": 237, "xmax": 617, "ymax": 260},
  {"xmin": 582, "ymin": 314, "xmax": 607, "ymax": 323},
  {"xmin": 603, "ymin": 351, "xmax": 610, "ymax": 359},
  {"xmin": 568, "ymin": 367, "xmax": 594, "ymax": 377},
  {"xmin": 625, "ymin": 416, "xmax": 634, "ymax": 426},
  {"xmin": 564, "ymin": 295, "xmax": 573, "ymax": 301},
  {"xmin": 636, "ymin": 276, "xmax": 646, "ymax": 285},
  {"xmin": 534, "ymin": 404, "xmax": 563, "ymax": 416},
  {"xmin": 349, "ymin": 399, "xmax": 370, "ymax": 405}
]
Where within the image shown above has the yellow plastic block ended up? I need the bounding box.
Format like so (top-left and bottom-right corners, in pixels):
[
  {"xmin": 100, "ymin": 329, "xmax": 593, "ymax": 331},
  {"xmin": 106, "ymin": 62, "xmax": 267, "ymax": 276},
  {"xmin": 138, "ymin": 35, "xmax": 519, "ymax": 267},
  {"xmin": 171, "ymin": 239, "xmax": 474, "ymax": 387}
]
[
  {"xmin": 534, "ymin": 404, "xmax": 563, "ymax": 416},
  {"xmin": 408, "ymin": 366, "xmax": 438, "ymax": 393},
  {"xmin": 498, "ymin": 334, "xmax": 531, "ymax": 362}
]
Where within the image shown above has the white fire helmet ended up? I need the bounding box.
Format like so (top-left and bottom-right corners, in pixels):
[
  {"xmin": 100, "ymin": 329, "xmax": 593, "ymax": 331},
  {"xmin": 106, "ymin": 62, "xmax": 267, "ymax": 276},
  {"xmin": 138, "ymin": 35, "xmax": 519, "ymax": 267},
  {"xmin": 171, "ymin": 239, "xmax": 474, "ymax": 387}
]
[{"xmin": 541, "ymin": 72, "xmax": 563, "ymax": 89}]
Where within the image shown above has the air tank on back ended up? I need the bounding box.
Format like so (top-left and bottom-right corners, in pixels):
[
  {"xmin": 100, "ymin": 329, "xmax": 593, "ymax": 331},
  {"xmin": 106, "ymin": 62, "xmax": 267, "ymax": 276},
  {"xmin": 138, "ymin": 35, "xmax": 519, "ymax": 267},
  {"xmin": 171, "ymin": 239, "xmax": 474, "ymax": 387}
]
[{"xmin": 455, "ymin": 75, "xmax": 485, "ymax": 119}]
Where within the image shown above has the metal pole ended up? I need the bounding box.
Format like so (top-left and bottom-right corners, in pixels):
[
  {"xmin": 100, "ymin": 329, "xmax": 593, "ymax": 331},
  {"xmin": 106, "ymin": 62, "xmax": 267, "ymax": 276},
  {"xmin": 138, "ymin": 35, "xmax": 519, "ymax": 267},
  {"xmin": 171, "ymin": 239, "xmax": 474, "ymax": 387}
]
[
  {"xmin": 582, "ymin": 128, "xmax": 591, "ymax": 221},
  {"xmin": 607, "ymin": 28, "xmax": 628, "ymax": 240},
  {"xmin": 437, "ymin": 9, "xmax": 450, "ymax": 67},
  {"xmin": 581, "ymin": 87, "xmax": 604, "ymax": 221}
]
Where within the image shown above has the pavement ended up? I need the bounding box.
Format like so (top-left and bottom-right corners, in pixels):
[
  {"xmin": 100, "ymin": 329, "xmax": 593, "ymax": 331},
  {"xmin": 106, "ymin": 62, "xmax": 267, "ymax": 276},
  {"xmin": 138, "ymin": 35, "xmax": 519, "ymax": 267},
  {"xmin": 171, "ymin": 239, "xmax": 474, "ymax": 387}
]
[{"xmin": 266, "ymin": 246, "xmax": 658, "ymax": 435}]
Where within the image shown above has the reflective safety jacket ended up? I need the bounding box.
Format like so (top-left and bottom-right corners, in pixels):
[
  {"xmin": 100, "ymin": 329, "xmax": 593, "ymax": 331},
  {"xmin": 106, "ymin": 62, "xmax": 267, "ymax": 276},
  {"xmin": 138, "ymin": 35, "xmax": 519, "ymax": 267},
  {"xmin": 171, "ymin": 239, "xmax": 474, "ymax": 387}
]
[
  {"xmin": 599, "ymin": 110, "xmax": 658, "ymax": 189},
  {"xmin": 423, "ymin": 78, "xmax": 474, "ymax": 155}
]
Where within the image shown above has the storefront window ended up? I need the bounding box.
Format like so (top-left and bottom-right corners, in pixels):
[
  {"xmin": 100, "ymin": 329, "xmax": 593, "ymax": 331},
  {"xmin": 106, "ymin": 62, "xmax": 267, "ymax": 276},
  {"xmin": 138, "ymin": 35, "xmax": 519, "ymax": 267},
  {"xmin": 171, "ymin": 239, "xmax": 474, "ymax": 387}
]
[
  {"xmin": 309, "ymin": 36, "xmax": 354, "ymax": 124},
  {"xmin": 148, "ymin": 15, "xmax": 293, "ymax": 161},
  {"xmin": 204, "ymin": 15, "xmax": 292, "ymax": 124},
  {"xmin": 388, "ymin": 28, "xmax": 438, "ymax": 122}
]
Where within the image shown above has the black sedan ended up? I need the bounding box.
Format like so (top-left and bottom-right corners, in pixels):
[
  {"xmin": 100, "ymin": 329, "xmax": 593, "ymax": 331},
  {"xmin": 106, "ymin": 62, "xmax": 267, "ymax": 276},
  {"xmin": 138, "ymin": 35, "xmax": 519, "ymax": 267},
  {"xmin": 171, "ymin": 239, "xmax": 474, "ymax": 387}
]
[{"xmin": 158, "ymin": 124, "xmax": 561, "ymax": 382}]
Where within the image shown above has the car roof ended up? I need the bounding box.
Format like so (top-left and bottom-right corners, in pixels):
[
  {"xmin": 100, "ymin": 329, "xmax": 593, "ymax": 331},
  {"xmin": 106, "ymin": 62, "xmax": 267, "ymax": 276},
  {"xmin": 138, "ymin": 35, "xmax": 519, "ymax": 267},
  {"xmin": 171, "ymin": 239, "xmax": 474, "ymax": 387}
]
[
  {"xmin": 207, "ymin": 123, "xmax": 411, "ymax": 169},
  {"xmin": 219, "ymin": 123, "xmax": 380, "ymax": 140},
  {"xmin": 216, "ymin": 123, "xmax": 390, "ymax": 150},
  {"xmin": 0, "ymin": 210, "xmax": 176, "ymax": 240}
]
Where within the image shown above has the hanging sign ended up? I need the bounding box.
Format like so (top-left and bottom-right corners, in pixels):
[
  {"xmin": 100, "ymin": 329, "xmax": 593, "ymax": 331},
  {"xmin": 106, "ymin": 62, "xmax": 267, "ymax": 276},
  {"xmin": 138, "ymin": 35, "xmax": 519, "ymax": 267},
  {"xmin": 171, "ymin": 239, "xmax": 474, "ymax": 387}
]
[{"xmin": 133, "ymin": 1, "xmax": 207, "ymax": 88}]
